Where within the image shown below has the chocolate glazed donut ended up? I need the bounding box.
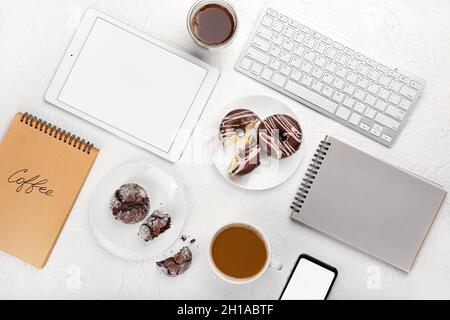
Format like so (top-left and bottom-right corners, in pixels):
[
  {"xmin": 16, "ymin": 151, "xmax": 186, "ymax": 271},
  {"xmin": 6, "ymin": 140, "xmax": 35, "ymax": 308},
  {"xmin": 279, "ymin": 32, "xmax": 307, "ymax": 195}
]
[
  {"xmin": 259, "ymin": 114, "xmax": 302, "ymax": 159},
  {"xmin": 219, "ymin": 109, "xmax": 261, "ymax": 145}
]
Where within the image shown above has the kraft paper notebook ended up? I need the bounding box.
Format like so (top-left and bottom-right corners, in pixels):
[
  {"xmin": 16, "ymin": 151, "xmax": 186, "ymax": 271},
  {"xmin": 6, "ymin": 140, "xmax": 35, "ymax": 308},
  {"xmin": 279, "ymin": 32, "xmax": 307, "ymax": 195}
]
[
  {"xmin": 0, "ymin": 112, "xmax": 98, "ymax": 268},
  {"xmin": 290, "ymin": 136, "xmax": 446, "ymax": 272}
]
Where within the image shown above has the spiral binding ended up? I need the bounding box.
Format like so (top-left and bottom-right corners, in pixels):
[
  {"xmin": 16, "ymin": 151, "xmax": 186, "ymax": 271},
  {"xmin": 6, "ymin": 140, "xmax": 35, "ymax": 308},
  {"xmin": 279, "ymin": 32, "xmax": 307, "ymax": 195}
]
[
  {"xmin": 290, "ymin": 140, "xmax": 331, "ymax": 213},
  {"xmin": 20, "ymin": 113, "xmax": 95, "ymax": 154}
]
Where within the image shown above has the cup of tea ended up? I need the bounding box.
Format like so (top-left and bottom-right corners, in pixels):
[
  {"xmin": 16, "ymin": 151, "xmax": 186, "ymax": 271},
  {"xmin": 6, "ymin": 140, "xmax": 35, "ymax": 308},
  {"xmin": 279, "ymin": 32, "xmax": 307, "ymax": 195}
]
[
  {"xmin": 208, "ymin": 222, "xmax": 282, "ymax": 284},
  {"xmin": 187, "ymin": 0, "xmax": 238, "ymax": 50}
]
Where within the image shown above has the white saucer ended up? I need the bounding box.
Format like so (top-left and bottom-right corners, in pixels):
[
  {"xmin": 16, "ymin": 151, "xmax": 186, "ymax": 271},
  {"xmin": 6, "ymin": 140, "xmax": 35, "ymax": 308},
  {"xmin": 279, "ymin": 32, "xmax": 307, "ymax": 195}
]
[
  {"xmin": 210, "ymin": 95, "xmax": 305, "ymax": 190},
  {"xmin": 89, "ymin": 162, "xmax": 186, "ymax": 260}
]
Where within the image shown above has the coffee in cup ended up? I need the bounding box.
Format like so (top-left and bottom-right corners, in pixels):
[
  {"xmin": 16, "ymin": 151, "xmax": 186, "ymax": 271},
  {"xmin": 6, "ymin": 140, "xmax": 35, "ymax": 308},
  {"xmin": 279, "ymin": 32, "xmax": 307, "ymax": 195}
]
[
  {"xmin": 188, "ymin": 0, "xmax": 238, "ymax": 49},
  {"xmin": 209, "ymin": 223, "xmax": 281, "ymax": 284}
]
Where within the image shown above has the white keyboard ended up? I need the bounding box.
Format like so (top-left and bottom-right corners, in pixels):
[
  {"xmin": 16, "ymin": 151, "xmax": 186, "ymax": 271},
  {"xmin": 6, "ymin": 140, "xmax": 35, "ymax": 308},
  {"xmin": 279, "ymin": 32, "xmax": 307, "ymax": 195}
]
[{"xmin": 236, "ymin": 3, "xmax": 426, "ymax": 147}]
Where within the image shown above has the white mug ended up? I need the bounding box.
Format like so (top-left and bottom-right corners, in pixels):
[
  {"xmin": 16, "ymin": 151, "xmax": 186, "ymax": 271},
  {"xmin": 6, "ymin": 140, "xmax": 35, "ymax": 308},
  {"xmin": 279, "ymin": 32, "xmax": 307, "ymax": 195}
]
[{"xmin": 208, "ymin": 222, "xmax": 283, "ymax": 285}]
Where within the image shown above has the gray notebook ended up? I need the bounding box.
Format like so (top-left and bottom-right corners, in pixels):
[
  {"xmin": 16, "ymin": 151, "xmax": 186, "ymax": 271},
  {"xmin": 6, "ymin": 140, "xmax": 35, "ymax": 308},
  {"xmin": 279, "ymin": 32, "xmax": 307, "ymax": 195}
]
[{"xmin": 291, "ymin": 136, "xmax": 447, "ymax": 272}]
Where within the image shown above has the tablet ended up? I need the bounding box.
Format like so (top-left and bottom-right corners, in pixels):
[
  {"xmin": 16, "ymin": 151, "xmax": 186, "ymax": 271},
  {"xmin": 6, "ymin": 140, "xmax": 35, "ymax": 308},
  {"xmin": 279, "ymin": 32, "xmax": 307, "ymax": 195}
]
[{"xmin": 46, "ymin": 8, "xmax": 220, "ymax": 162}]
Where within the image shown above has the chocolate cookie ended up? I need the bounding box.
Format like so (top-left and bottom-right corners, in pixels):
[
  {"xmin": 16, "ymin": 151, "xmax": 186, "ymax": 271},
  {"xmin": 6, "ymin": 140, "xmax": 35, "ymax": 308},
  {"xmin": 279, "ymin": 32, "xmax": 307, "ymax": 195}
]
[
  {"xmin": 110, "ymin": 183, "xmax": 150, "ymax": 224},
  {"xmin": 228, "ymin": 135, "xmax": 260, "ymax": 176},
  {"xmin": 219, "ymin": 109, "xmax": 260, "ymax": 146},
  {"xmin": 259, "ymin": 114, "xmax": 302, "ymax": 159},
  {"xmin": 139, "ymin": 210, "xmax": 171, "ymax": 241},
  {"xmin": 156, "ymin": 247, "xmax": 192, "ymax": 277}
]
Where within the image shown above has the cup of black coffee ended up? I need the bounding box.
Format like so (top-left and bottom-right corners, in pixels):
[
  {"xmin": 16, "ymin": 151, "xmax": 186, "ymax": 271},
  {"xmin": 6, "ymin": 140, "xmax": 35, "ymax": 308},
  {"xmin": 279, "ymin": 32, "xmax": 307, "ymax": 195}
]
[{"xmin": 187, "ymin": 0, "xmax": 238, "ymax": 50}]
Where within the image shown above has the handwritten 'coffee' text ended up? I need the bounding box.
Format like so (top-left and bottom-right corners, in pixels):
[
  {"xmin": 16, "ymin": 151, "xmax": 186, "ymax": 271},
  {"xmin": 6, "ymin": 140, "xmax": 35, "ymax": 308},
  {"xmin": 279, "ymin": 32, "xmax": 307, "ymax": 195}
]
[{"xmin": 7, "ymin": 169, "xmax": 54, "ymax": 197}]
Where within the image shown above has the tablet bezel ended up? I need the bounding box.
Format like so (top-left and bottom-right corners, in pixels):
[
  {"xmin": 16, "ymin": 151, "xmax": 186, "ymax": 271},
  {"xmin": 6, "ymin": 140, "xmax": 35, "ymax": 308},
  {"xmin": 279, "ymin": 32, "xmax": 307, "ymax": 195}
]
[{"xmin": 45, "ymin": 8, "xmax": 220, "ymax": 163}]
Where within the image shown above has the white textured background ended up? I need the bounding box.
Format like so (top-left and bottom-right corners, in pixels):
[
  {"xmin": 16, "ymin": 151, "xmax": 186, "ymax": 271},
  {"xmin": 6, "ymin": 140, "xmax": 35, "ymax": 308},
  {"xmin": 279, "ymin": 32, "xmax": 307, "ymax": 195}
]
[{"xmin": 0, "ymin": 0, "xmax": 449, "ymax": 299}]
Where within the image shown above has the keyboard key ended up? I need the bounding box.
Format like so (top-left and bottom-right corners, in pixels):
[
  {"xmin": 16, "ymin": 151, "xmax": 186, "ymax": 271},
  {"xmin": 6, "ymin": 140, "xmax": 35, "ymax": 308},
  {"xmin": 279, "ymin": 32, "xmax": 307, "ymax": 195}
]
[
  {"xmin": 368, "ymin": 82, "xmax": 380, "ymax": 95},
  {"xmin": 252, "ymin": 36, "xmax": 271, "ymax": 52},
  {"xmin": 343, "ymin": 96, "xmax": 355, "ymax": 108},
  {"xmin": 335, "ymin": 65, "xmax": 347, "ymax": 78},
  {"xmin": 280, "ymin": 64, "xmax": 292, "ymax": 76},
  {"xmin": 359, "ymin": 122, "xmax": 370, "ymax": 131},
  {"xmin": 336, "ymin": 106, "xmax": 351, "ymax": 120},
  {"xmin": 399, "ymin": 85, "xmax": 418, "ymax": 100},
  {"xmin": 364, "ymin": 107, "xmax": 376, "ymax": 119},
  {"xmin": 278, "ymin": 13, "xmax": 289, "ymax": 23},
  {"xmin": 344, "ymin": 47, "xmax": 354, "ymax": 56},
  {"xmin": 325, "ymin": 47, "xmax": 337, "ymax": 59},
  {"xmin": 375, "ymin": 100, "xmax": 387, "ymax": 111},
  {"xmin": 385, "ymin": 104, "xmax": 406, "ymax": 120},
  {"xmin": 301, "ymin": 62, "xmax": 313, "ymax": 73},
  {"xmin": 256, "ymin": 26, "xmax": 273, "ymax": 40},
  {"xmin": 311, "ymin": 30, "xmax": 322, "ymax": 39},
  {"xmin": 346, "ymin": 72, "xmax": 358, "ymax": 83},
  {"xmin": 389, "ymin": 93, "xmax": 401, "ymax": 105},
  {"xmin": 282, "ymin": 39, "xmax": 295, "ymax": 51},
  {"xmin": 290, "ymin": 56, "xmax": 302, "ymax": 68},
  {"xmin": 354, "ymin": 102, "xmax": 366, "ymax": 113},
  {"xmin": 325, "ymin": 61, "xmax": 337, "ymax": 73},
  {"xmin": 272, "ymin": 21, "xmax": 284, "ymax": 32},
  {"xmin": 301, "ymin": 74, "xmax": 313, "ymax": 87},
  {"xmin": 399, "ymin": 99, "xmax": 412, "ymax": 110},
  {"xmin": 262, "ymin": 15, "xmax": 274, "ymax": 28},
  {"xmin": 304, "ymin": 50, "xmax": 316, "ymax": 61},
  {"xmin": 366, "ymin": 58, "xmax": 377, "ymax": 68},
  {"xmin": 378, "ymin": 75, "xmax": 391, "ymax": 87},
  {"xmin": 315, "ymin": 42, "xmax": 327, "ymax": 54},
  {"xmin": 304, "ymin": 37, "xmax": 316, "ymax": 48},
  {"xmin": 356, "ymin": 77, "xmax": 369, "ymax": 89},
  {"xmin": 410, "ymin": 80, "xmax": 422, "ymax": 90},
  {"xmin": 389, "ymin": 80, "xmax": 401, "ymax": 92},
  {"xmin": 343, "ymin": 83, "xmax": 356, "ymax": 95},
  {"xmin": 378, "ymin": 88, "xmax": 390, "ymax": 100},
  {"xmin": 332, "ymin": 78, "xmax": 345, "ymax": 90},
  {"xmin": 377, "ymin": 63, "xmax": 388, "ymax": 73},
  {"xmin": 355, "ymin": 52, "xmax": 366, "ymax": 61},
  {"xmin": 311, "ymin": 67, "xmax": 324, "ymax": 79},
  {"xmin": 336, "ymin": 53, "xmax": 348, "ymax": 65},
  {"xmin": 347, "ymin": 58, "xmax": 358, "ymax": 70},
  {"xmin": 283, "ymin": 26, "xmax": 295, "ymax": 38},
  {"xmin": 240, "ymin": 57, "xmax": 252, "ymax": 70},
  {"xmin": 333, "ymin": 42, "xmax": 344, "ymax": 51},
  {"xmin": 291, "ymin": 70, "xmax": 302, "ymax": 81},
  {"xmin": 349, "ymin": 113, "xmax": 362, "ymax": 126},
  {"xmin": 365, "ymin": 94, "xmax": 377, "ymax": 106},
  {"xmin": 299, "ymin": 25, "xmax": 310, "ymax": 33},
  {"xmin": 251, "ymin": 62, "xmax": 263, "ymax": 75},
  {"xmin": 381, "ymin": 134, "xmax": 393, "ymax": 143},
  {"xmin": 388, "ymin": 69, "xmax": 399, "ymax": 78},
  {"xmin": 266, "ymin": 8, "xmax": 278, "ymax": 17},
  {"xmin": 323, "ymin": 72, "xmax": 334, "ymax": 84},
  {"xmin": 272, "ymin": 33, "xmax": 283, "ymax": 46},
  {"xmin": 368, "ymin": 69, "xmax": 381, "ymax": 82},
  {"xmin": 272, "ymin": 73, "xmax": 287, "ymax": 87},
  {"xmin": 289, "ymin": 19, "xmax": 300, "ymax": 28},
  {"xmin": 322, "ymin": 36, "xmax": 333, "ymax": 45},
  {"xmin": 314, "ymin": 56, "xmax": 326, "ymax": 67},
  {"xmin": 370, "ymin": 124, "xmax": 383, "ymax": 137},
  {"xmin": 280, "ymin": 51, "xmax": 292, "ymax": 63},
  {"xmin": 269, "ymin": 45, "xmax": 282, "ymax": 57},
  {"xmin": 293, "ymin": 32, "xmax": 305, "ymax": 43},
  {"xmin": 285, "ymin": 80, "xmax": 338, "ymax": 113},
  {"xmin": 322, "ymin": 86, "xmax": 334, "ymax": 97},
  {"xmin": 269, "ymin": 58, "xmax": 281, "ymax": 70},
  {"xmin": 375, "ymin": 113, "xmax": 400, "ymax": 131},
  {"xmin": 261, "ymin": 68, "xmax": 274, "ymax": 81},
  {"xmin": 332, "ymin": 91, "xmax": 345, "ymax": 103},
  {"xmin": 293, "ymin": 45, "xmax": 305, "ymax": 57},
  {"xmin": 357, "ymin": 64, "xmax": 369, "ymax": 76},
  {"xmin": 354, "ymin": 89, "xmax": 366, "ymax": 101},
  {"xmin": 247, "ymin": 47, "xmax": 271, "ymax": 64},
  {"xmin": 311, "ymin": 80, "xmax": 323, "ymax": 92},
  {"xmin": 399, "ymin": 74, "xmax": 409, "ymax": 84}
]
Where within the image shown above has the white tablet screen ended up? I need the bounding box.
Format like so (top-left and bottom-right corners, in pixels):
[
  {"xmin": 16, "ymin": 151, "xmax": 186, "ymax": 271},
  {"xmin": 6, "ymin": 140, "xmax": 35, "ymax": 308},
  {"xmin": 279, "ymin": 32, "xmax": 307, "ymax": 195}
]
[{"xmin": 58, "ymin": 18, "xmax": 207, "ymax": 152}]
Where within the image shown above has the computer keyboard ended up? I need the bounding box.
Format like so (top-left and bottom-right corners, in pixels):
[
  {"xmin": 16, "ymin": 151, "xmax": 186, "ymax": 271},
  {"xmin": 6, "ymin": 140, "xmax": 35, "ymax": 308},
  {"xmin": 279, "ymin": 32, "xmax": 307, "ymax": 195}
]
[{"xmin": 235, "ymin": 3, "xmax": 426, "ymax": 147}]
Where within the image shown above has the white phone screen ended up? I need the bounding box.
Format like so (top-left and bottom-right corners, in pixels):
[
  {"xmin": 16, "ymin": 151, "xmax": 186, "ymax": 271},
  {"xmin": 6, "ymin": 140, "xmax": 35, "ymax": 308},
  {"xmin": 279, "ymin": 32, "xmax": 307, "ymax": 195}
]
[{"xmin": 280, "ymin": 256, "xmax": 336, "ymax": 300}]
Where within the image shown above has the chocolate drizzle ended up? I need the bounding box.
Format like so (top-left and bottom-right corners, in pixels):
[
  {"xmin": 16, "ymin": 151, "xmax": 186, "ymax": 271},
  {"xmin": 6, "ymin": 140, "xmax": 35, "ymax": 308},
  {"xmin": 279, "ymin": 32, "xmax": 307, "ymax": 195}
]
[
  {"xmin": 219, "ymin": 109, "xmax": 261, "ymax": 145},
  {"xmin": 259, "ymin": 114, "xmax": 302, "ymax": 159},
  {"xmin": 228, "ymin": 135, "xmax": 261, "ymax": 176}
]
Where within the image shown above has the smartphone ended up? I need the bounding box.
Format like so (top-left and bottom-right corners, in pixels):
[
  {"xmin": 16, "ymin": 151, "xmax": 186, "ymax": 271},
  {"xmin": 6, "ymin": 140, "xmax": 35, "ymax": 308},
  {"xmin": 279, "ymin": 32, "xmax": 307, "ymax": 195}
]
[{"xmin": 279, "ymin": 254, "xmax": 338, "ymax": 300}]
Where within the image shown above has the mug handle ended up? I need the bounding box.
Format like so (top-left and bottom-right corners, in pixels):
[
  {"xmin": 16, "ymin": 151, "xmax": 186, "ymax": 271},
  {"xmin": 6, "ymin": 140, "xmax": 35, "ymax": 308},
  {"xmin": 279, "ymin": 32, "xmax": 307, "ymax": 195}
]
[{"xmin": 269, "ymin": 260, "xmax": 283, "ymax": 271}]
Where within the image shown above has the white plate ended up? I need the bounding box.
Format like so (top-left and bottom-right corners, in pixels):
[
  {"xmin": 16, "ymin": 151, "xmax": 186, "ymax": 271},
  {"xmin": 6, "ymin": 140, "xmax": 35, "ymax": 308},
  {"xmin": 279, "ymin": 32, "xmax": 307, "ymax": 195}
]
[
  {"xmin": 89, "ymin": 163, "xmax": 186, "ymax": 260},
  {"xmin": 210, "ymin": 95, "xmax": 305, "ymax": 190}
]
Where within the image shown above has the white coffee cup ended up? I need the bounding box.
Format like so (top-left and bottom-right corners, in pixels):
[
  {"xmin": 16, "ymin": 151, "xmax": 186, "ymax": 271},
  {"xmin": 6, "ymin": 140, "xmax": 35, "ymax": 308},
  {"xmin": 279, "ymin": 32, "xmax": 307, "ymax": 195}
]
[{"xmin": 208, "ymin": 222, "xmax": 282, "ymax": 285}]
